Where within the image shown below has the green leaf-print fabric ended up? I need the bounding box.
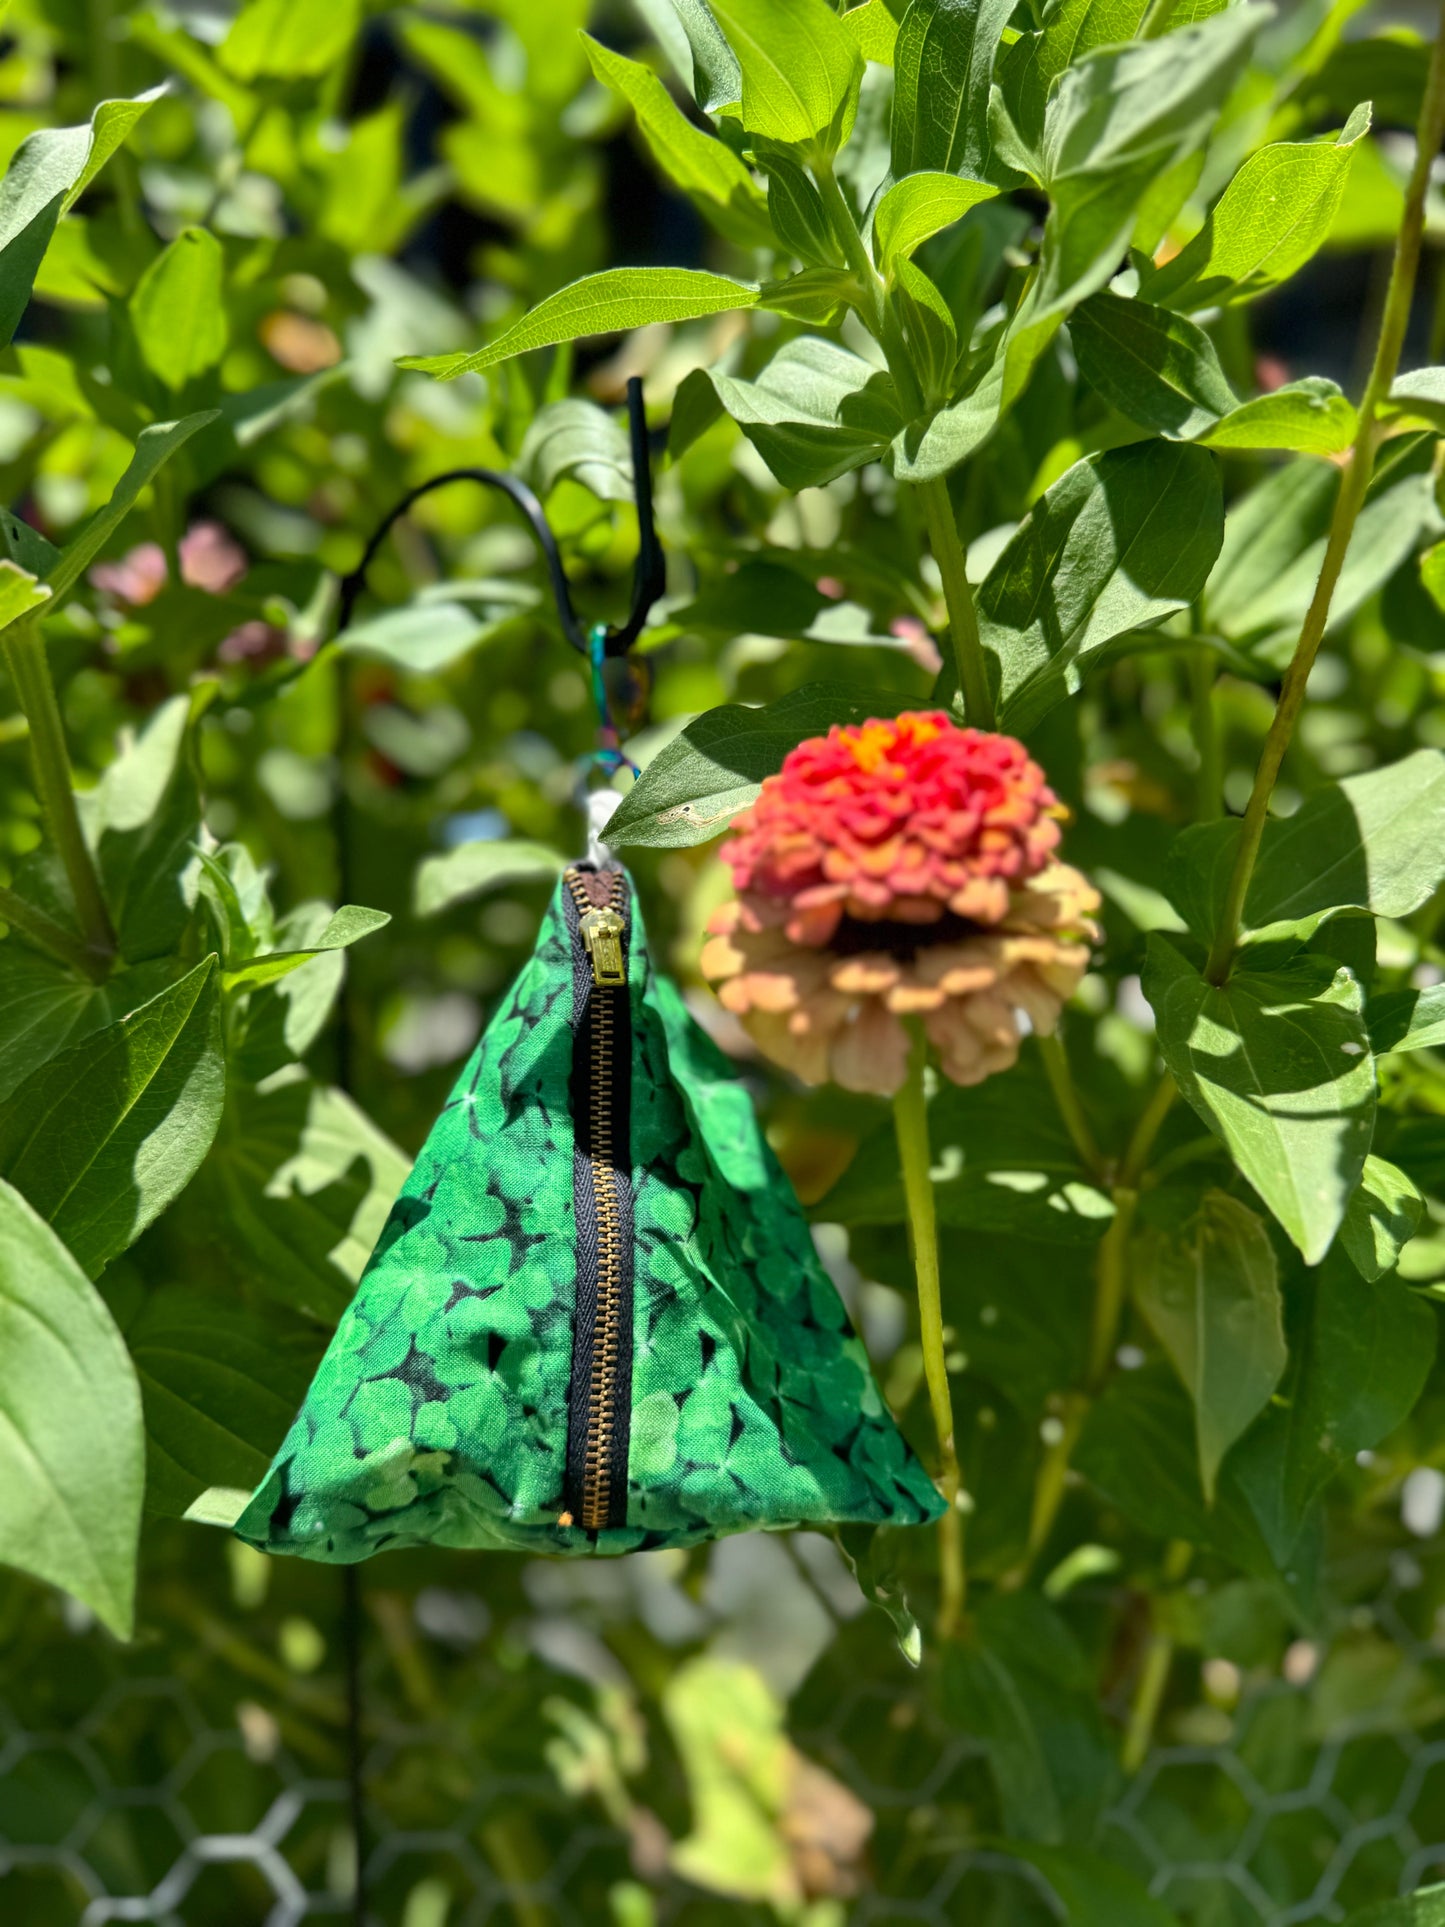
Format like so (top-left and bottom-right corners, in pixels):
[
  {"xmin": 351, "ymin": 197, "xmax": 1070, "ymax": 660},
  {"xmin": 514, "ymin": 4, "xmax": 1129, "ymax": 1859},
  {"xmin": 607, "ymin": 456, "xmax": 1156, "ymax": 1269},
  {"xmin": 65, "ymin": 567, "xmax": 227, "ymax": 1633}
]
[{"xmin": 236, "ymin": 870, "xmax": 942, "ymax": 1560}]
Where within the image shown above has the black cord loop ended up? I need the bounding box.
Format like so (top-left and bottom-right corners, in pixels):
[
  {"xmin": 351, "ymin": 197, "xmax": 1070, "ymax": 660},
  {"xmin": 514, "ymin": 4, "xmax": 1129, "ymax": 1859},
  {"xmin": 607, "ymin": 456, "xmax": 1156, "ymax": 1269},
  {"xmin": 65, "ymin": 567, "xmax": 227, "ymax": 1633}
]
[{"xmin": 336, "ymin": 376, "xmax": 664, "ymax": 658}]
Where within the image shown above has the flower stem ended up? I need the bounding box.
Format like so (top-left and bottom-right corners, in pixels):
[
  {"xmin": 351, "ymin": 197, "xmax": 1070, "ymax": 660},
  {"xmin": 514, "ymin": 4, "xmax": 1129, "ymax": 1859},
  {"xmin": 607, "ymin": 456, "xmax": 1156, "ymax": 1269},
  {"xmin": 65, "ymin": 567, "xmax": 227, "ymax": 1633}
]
[
  {"xmin": 1003, "ymin": 1073, "xmax": 1173, "ymax": 1585},
  {"xmin": 916, "ymin": 475, "xmax": 995, "ymax": 729},
  {"xmin": 1205, "ymin": 3, "xmax": 1445, "ymax": 986},
  {"xmin": 1122, "ymin": 1541, "xmax": 1192, "ymax": 1773},
  {"xmin": 1087, "ymin": 1186, "xmax": 1138, "ymax": 1388},
  {"xmin": 1038, "ymin": 1030, "xmax": 1104, "ymax": 1179},
  {"xmin": 892, "ymin": 1028, "xmax": 966, "ymax": 1636},
  {"xmin": 2, "ymin": 619, "xmax": 116, "ymax": 966}
]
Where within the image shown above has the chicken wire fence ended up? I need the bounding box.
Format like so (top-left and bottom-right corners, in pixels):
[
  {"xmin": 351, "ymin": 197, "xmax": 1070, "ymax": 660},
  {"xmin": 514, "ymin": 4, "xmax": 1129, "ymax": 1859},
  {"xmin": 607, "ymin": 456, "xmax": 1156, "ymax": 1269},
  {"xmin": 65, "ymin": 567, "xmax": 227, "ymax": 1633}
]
[{"xmin": 5, "ymin": 1516, "xmax": 1445, "ymax": 1927}]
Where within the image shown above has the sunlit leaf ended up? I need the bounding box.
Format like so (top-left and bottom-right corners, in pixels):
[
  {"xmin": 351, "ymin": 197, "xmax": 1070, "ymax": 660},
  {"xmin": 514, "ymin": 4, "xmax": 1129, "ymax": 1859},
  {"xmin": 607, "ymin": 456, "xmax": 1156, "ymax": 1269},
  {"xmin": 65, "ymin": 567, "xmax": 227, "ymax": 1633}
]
[
  {"xmin": 1146, "ymin": 103, "xmax": 1372, "ymax": 309},
  {"xmin": 398, "ymin": 268, "xmax": 759, "ymax": 379},
  {"xmin": 0, "ymin": 1178, "xmax": 143, "ymax": 1635},
  {"xmin": 0, "ymin": 957, "xmax": 224, "ymax": 1278},
  {"xmin": 1143, "ymin": 936, "xmax": 1375, "ymax": 1264},
  {"xmin": 1134, "ymin": 1190, "xmax": 1285, "ymax": 1501}
]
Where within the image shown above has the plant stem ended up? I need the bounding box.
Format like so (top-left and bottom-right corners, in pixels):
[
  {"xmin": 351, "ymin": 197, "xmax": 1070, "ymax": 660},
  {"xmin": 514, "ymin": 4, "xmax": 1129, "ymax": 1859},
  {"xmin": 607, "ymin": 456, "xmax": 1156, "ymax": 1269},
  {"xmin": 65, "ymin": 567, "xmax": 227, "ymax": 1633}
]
[
  {"xmin": 1020, "ymin": 1391, "xmax": 1087, "ymax": 1578},
  {"xmin": 2, "ymin": 620, "xmax": 115, "ymax": 965},
  {"xmin": 1188, "ymin": 647, "xmax": 1223, "ymax": 822},
  {"xmin": 1122, "ymin": 1541, "xmax": 1192, "ymax": 1773},
  {"xmin": 917, "ymin": 475, "xmax": 996, "ymax": 728},
  {"xmin": 1004, "ymin": 1074, "xmax": 1173, "ymax": 1585},
  {"xmin": 811, "ymin": 154, "xmax": 886, "ymax": 336},
  {"xmin": 892, "ymin": 1028, "xmax": 966, "ymax": 1636},
  {"xmin": 1121, "ymin": 1073, "xmax": 1177, "ymax": 1188},
  {"xmin": 1087, "ymin": 1186, "xmax": 1138, "ymax": 1387},
  {"xmin": 0, "ymin": 884, "xmax": 106, "ymax": 980},
  {"xmin": 1038, "ymin": 1030, "xmax": 1105, "ymax": 1178},
  {"xmin": 1205, "ymin": 5, "xmax": 1445, "ymax": 986}
]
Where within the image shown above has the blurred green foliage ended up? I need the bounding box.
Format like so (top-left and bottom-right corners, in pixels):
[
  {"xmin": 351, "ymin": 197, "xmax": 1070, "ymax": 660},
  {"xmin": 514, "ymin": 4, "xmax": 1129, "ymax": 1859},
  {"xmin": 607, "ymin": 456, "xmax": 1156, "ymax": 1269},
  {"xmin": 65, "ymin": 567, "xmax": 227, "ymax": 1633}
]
[{"xmin": 6, "ymin": 0, "xmax": 1445, "ymax": 1921}]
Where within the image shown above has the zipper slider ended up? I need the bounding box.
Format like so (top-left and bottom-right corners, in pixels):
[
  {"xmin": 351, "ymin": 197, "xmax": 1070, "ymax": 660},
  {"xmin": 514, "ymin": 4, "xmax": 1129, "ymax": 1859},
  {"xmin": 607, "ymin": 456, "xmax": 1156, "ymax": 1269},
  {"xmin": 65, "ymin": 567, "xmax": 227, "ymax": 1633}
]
[{"xmin": 579, "ymin": 906, "xmax": 626, "ymax": 986}]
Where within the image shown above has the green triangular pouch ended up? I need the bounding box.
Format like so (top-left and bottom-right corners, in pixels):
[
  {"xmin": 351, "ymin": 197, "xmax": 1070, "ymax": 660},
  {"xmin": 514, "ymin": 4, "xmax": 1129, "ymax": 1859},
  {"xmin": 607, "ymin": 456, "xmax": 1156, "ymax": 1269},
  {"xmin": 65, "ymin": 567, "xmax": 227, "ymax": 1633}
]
[{"xmin": 235, "ymin": 864, "xmax": 944, "ymax": 1560}]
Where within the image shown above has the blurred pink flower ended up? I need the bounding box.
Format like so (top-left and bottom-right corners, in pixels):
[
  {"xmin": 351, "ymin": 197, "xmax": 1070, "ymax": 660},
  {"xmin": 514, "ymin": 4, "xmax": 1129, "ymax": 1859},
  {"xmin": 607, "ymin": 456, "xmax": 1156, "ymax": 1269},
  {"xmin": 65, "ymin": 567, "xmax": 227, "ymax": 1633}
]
[
  {"xmin": 179, "ymin": 521, "xmax": 247, "ymax": 593},
  {"xmin": 90, "ymin": 521, "xmax": 247, "ymax": 606},
  {"xmin": 90, "ymin": 542, "xmax": 168, "ymax": 606}
]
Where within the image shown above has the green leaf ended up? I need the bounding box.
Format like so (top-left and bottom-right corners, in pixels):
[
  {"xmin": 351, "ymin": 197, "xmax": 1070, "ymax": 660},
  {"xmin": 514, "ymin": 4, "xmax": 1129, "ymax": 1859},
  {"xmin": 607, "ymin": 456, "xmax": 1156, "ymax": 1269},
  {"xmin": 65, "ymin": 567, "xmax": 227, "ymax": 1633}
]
[
  {"xmin": 1197, "ymin": 377, "xmax": 1357, "ymax": 456},
  {"xmin": 1004, "ymin": 7, "xmax": 1266, "ymax": 406},
  {"xmin": 79, "ymin": 694, "xmax": 203, "ymax": 964},
  {"xmin": 0, "ymin": 946, "xmax": 182, "ymax": 1105},
  {"xmin": 1382, "ymin": 367, "xmax": 1445, "ymax": 433},
  {"xmin": 336, "ymin": 581, "xmax": 540, "ymax": 674},
  {"xmin": 1370, "ymin": 983, "xmax": 1445, "ymax": 1056},
  {"xmin": 232, "ymin": 902, "xmax": 354, "ymax": 1083},
  {"xmin": 944, "ymin": 1594, "xmax": 1118, "ymax": 1844},
  {"xmin": 604, "ymin": 683, "xmax": 914, "ymax": 850},
  {"xmin": 1204, "ymin": 442, "xmax": 1440, "ymax": 658},
  {"xmin": 0, "ymin": 87, "xmax": 163, "ymax": 349},
  {"xmin": 1134, "ymin": 1189, "xmax": 1286, "ymax": 1501},
  {"xmin": 1070, "ymin": 290, "xmax": 1238, "ymax": 440},
  {"xmin": 44, "ymin": 413, "xmax": 220, "ymax": 607},
  {"xmin": 415, "ymin": 840, "xmax": 565, "ymax": 918},
  {"xmin": 520, "ymin": 397, "xmax": 632, "ymax": 502},
  {"xmin": 707, "ymin": 0, "xmax": 862, "ymax": 148},
  {"xmin": 891, "ymin": 0, "xmax": 1016, "ymax": 184},
  {"xmin": 666, "ymin": 0, "xmax": 744, "ymax": 113},
  {"xmin": 834, "ymin": 1525, "xmax": 923, "ymax": 1665},
  {"xmin": 581, "ymin": 36, "xmax": 772, "ymax": 246},
  {"xmin": 760, "ymin": 152, "xmax": 842, "ymax": 267},
  {"xmin": 708, "ymin": 337, "xmax": 903, "ymax": 489},
  {"xmin": 1077, "ymin": 1364, "xmax": 1304, "ymax": 1594},
  {"xmin": 128, "ymin": 228, "xmax": 228, "ymax": 392},
  {"xmin": 221, "ymin": 0, "xmax": 362, "ymax": 80},
  {"xmin": 997, "ymin": 0, "xmax": 1157, "ymax": 159},
  {"xmin": 999, "ymin": 1843, "xmax": 1185, "ymax": 1927},
  {"xmin": 0, "ymin": 558, "xmax": 50, "ymax": 634},
  {"xmin": 1341, "ymin": 1155, "xmax": 1423, "ymax": 1282},
  {"xmin": 1234, "ymin": 1255, "xmax": 1436, "ymax": 1564},
  {"xmin": 855, "ymin": 1218, "xmax": 1092, "ymax": 1416},
  {"xmin": 0, "ymin": 505, "xmax": 61, "ymax": 579},
  {"xmin": 0, "ymin": 957, "xmax": 224, "ymax": 1278},
  {"xmin": 1202, "ymin": 457, "xmax": 1335, "ymax": 640},
  {"xmin": 872, "ymin": 171, "xmax": 998, "ymax": 273},
  {"xmin": 979, "ymin": 441, "xmax": 1224, "ymax": 733},
  {"xmin": 891, "ymin": 260, "xmax": 958, "ymax": 403},
  {"xmin": 842, "ymin": 0, "xmax": 899, "ymax": 66},
  {"xmin": 1072, "ymin": 296, "xmax": 1356, "ymax": 452},
  {"xmin": 223, "ymin": 905, "xmax": 391, "ymax": 989},
  {"xmin": 1146, "ymin": 103, "xmax": 1372, "ymax": 309},
  {"xmin": 1143, "ymin": 936, "xmax": 1375, "ymax": 1264},
  {"xmin": 758, "ymin": 265, "xmax": 857, "ymax": 326},
  {"xmin": 1344, "ymin": 1885, "xmax": 1445, "ymax": 1927},
  {"xmin": 891, "ymin": 345, "xmax": 1006, "ymax": 480},
  {"xmin": 188, "ymin": 365, "xmax": 349, "ymax": 486},
  {"xmin": 188, "ymin": 1071, "xmax": 408, "ymax": 1324},
  {"xmin": 0, "ymin": 1177, "xmax": 143, "ymax": 1636},
  {"xmin": 398, "ymin": 269, "xmax": 759, "ymax": 380},
  {"xmin": 1166, "ymin": 750, "xmax": 1445, "ymax": 946},
  {"xmin": 116, "ymin": 1287, "xmax": 320, "ymax": 1520},
  {"xmin": 816, "ymin": 1044, "xmax": 1113, "ymax": 1245}
]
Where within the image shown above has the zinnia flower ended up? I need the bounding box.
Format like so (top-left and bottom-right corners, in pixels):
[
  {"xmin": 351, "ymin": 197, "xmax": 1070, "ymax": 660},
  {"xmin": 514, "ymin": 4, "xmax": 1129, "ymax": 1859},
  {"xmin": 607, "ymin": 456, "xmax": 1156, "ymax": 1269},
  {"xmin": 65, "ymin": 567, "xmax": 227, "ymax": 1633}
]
[{"xmin": 700, "ymin": 711, "xmax": 1100, "ymax": 1096}]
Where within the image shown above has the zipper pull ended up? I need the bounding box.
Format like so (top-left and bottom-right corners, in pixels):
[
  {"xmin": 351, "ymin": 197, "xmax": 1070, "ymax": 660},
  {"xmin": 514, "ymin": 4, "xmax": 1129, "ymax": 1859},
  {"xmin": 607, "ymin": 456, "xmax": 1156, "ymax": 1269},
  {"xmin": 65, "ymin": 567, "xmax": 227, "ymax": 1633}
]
[{"xmin": 579, "ymin": 906, "xmax": 626, "ymax": 987}]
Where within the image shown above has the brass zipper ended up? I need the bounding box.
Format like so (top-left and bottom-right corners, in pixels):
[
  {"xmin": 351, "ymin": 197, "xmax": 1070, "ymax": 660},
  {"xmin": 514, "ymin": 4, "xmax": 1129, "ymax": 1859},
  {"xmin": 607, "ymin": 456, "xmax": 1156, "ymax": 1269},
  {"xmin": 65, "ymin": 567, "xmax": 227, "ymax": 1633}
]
[{"xmin": 564, "ymin": 868, "xmax": 629, "ymax": 1531}]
